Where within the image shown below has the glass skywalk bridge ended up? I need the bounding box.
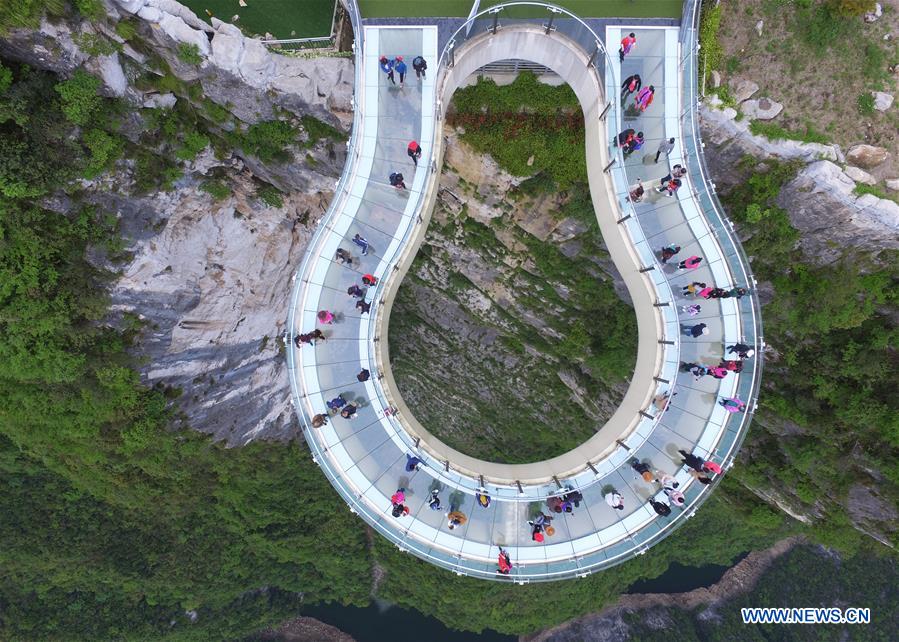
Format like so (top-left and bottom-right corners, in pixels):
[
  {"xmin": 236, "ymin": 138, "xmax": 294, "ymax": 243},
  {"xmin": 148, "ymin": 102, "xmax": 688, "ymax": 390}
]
[{"xmin": 286, "ymin": 1, "xmax": 762, "ymax": 582}]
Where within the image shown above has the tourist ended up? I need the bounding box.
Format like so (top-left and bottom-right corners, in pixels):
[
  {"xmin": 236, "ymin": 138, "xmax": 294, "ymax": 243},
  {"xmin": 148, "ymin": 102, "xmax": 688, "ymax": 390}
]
[
  {"xmin": 653, "ymin": 390, "xmax": 676, "ymax": 411},
  {"xmin": 447, "ymin": 509, "xmax": 467, "ymax": 530},
  {"xmin": 340, "ymin": 403, "xmax": 358, "ymax": 419},
  {"xmin": 634, "ymin": 85, "xmax": 655, "ymax": 112},
  {"xmin": 719, "ymin": 397, "xmax": 746, "ymax": 413},
  {"xmin": 656, "ymin": 473, "xmax": 679, "ymax": 490},
  {"xmin": 347, "ymin": 284, "xmax": 365, "ymax": 299},
  {"xmin": 681, "ymin": 362, "xmax": 708, "ymax": 380},
  {"xmin": 679, "ymin": 449, "xmax": 706, "ymax": 472},
  {"xmin": 688, "ymin": 469, "xmax": 713, "ymax": 485},
  {"xmin": 703, "ymin": 461, "xmax": 723, "ymax": 475},
  {"xmin": 497, "ymin": 547, "xmax": 512, "ymax": 575},
  {"xmin": 546, "ymin": 495, "xmax": 564, "ymax": 513},
  {"xmin": 659, "ymin": 165, "xmax": 687, "ymax": 187},
  {"xmin": 660, "ymin": 244, "xmax": 681, "ymax": 264},
  {"xmin": 649, "ymin": 499, "xmax": 672, "ymax": 516},
  {"xmin": 311, "ymin": 413, "xmax": 328, "ymax": 428},
  {"xmin": 379, "ymin": 55, "xmax": 395, "ymax": 84},
  {"xmin": 655, "ymin": 137, "xmax": 675, "ymax": 163},
  {"xmin": 413, "ymin": 55, "xmax": 427, "ymax": 79},
  {"xmin": 564, "ymin": 489, "xmax": 583, "ymax": 508},
  {"xmin": 664, "ymin": 487, "xmax": 685, "ymax": 507},
  {"xmin": 317, "ymin": 309, "xmax": 335, "ymax": 324},
  {"xmin": 428, "ymin": 489, "xmax": 441, "ymax": 511},
  {"xmin": 621, "ymin": 73, "xmax": 641, "ymax": 102},
  {"xmin": 605, "ymin": 491, "xmax": 625, "ymax": 510},
  {"xmin": 617, "ymin": 128, "xmax": 636, "ymax": 148},
  {"xmin": 335, "ymin": 247, "xmax": 353, "ymax": 265},
  {"xmin": 725, "ymin": 286, "xmax": 749, "ymax": 299},
  {"xmin": 677, "ymin": 255, "xmax": 703, "ymax": 270},
  {"xmin": 394, "ymin": 55, "xmax": 407, "ymax": 86},
  {"xmin": 391, "ymin": 503, "xmax": 409, "ymax": 517},
  {"xmin": 624, "ymin": 131, "xmax": 645, "ymax": 158},
  {"xmin": 720, "ymin": 359, "xmax": 744, "ymax": 373},
  {"xmin": 326, "ymin": 395, "xmax": 347, "ymax": 412},
  {"xmin": 352, "ymin": 233, "xmax": 369, "ymax": 255},
  {"xmin": 682, "ymin": 281, "xmax": 707, "ymax": 297},
  {"xmin": 684, "ymin": 323, "xmax": 709, "ymax": 338},
  {"xmin": 356, "ymin": 299, "xmax": 371, "ymax": 314},
  {"xmin": 628, "ymin": 179, "xmax": 645, "ymax": 203},
  {"xmin": 619, "ymin": 32, "xmax": 636, "ymax": 62},
  {"xmin": 294, "ymin": 329, "xmax": 325, "ymax": 347},
  {"xmin": 727, "ymin": 343, "xmax": 755, "ymax": 359},
  {"xmin": 390, "ymin": 488, "xmax": 406, "ymax": 506},
  {"xmin": 389, "ymin": 171, "xmax": 406, "ymax": 190},
  {"xmin": 407, "ymin": 140, "xmax": 422, "ymax": 166},
  {"xmin": 357, "ymin": 368, "xmax": 370, "ymax": 382},
  {"xmin": 630, "ymin": 458, "xmax": 655, "ymax": 483},
  {"xmin": 404, "ymin": 454, "xmax": 422, "ymax": 472},
  {"xmin": 476, "ymin": 490, "xmax": 491, "ymax": 508},
  {"xmin": 681, "ymin": 303, "xmax": 701, "ymax": 316},
  {"xmin": 657, "ymin": 176, "xmax": 682, "ymax": 197},
  {"xmin": 362, "ymin": 273, "xmax": 378, "ymax": 286}
]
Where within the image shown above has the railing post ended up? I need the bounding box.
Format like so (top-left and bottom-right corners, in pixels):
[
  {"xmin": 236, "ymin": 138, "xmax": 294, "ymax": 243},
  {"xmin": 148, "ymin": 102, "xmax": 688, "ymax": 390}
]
[
  {"xmin": 490, "ymin": 9, "xmax": 500, "ymax": 35},
  {"xmin": 587, "ymin": 41, "xmax": 600, "ymax": 68},
  {"xmin": 599, "ymin": 101, "xmax": 612, "ymax": 122},
  {"xmin": 603, "ymin": 158, "xmax": 616, "ymax": 174},
  {"xmin": 544, "ymin": 8, "xmax": 558, "ymax": 34}
]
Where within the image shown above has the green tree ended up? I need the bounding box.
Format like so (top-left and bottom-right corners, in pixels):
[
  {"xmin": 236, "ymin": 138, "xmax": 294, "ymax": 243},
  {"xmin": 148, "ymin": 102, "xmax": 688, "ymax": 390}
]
[{"xmin": 54, "ymin": 70, "xmax": 102, "ymax": 126}]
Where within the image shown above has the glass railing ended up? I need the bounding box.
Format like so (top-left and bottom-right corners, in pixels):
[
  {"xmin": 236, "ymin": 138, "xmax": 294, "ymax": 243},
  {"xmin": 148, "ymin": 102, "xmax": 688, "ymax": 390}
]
[{"xmin": 285, "ymin": 1, "xmax": 763, "ymax": 581}]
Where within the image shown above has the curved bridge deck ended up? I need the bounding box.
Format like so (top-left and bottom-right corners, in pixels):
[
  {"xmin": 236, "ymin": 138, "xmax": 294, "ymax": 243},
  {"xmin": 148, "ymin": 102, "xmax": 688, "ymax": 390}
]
[{"xmin": 286, "ymin": 1, "xmax": 762, "ymax": 582}]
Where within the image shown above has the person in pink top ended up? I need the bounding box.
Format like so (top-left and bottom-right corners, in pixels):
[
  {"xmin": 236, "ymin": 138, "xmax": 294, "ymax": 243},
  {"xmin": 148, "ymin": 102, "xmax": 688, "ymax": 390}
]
[
  {"xmin": 619, "ymin": 32, "xmax": 636, "ymax": 61},
  {"xmin": 634, "ymin": 85, "xmax": 655, "ymax": 112},
  {"xmin": 678, "ymin": 256, "xmax": 703, "ymax": 270},
  {"xmin": 719, "ymin": 397, "xmax": 746, "ymax": 413},
  {"xmin": 317, "ymin": 310, "xmax": 335, "ymax": 324}
]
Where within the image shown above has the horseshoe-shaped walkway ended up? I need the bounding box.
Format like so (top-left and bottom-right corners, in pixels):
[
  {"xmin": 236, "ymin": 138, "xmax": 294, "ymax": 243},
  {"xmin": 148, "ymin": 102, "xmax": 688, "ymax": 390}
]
[{"xmin": 286, "ymin": 1, "xmax": 762, "ymax": 582}]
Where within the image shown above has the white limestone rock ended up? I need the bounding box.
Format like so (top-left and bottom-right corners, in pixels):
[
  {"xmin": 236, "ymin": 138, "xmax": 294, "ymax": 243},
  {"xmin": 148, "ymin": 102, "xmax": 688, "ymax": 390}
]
[
  {"xmin": 741, "ymin": 97, "xmax": 783, "ymax": 120},
  {"xmin": 844, "ymin": 165, "xmax": 877, "ymax": 185},
  {"xmin": 731, "ymin": 79, "xmax": 759, "ymax": 103},
  {"xmin": 137, "ymin": 6, "xmax": 162, "ymax": 22},
  {"xmin": 775, "ymin": 160, "xmax": 899, "ymax": 262},
  {"xmin": 710, "ymin": 70, "xmax": 721, "ymax": 88},
  {"xmin": 886, "ymin": 178, "xmax": 899, "ymax": 191},
  {"xmin": 142, "ymin": 92, "xmax": 178, "ymax": 109},
  {"xmin": 158, "ymin": 13, "xmax": 211, "ymax": 56},
  {"xmin": 87, "ymin": 52, "xmax": 128, "ymax": 97},
  {"xmin": 872, "ymin": 91, "xmax": 894, "ymax": 111}
]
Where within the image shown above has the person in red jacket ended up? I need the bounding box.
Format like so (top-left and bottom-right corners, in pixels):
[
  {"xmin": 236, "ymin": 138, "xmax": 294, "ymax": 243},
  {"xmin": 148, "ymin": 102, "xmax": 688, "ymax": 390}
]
[
  {"xmin": 407, "ymin": 140, "xmax": 422, "ymax": 166},
  {"xmin": 497, "ymin": 547, "xmax": 512, "ymax": 575}
]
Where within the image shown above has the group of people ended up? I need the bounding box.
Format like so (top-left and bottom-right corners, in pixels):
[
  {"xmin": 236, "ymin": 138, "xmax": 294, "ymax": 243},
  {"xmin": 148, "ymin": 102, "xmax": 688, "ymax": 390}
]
[
  {"xmin": 389, "ymin": 141, "xmax": 422, "ymax": 188},
  {"xmin": 680, "ymin": 342, "xmax": 756, "ymax": 381},
  {"xmin": 378, "ymin": 54, "xmax": 428, "ymax": 87},
  {"xmin": 630, "ymin": 458, "xmax": 687, "ymax": 512}
]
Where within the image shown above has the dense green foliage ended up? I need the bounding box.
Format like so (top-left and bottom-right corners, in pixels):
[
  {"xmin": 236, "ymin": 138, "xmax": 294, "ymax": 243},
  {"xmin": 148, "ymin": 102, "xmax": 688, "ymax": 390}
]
[
  {"xmin": 0, "ymin": 58, "xmax": 371, "ymax": 641},
  {"xmin": 622, "ymin": 544, "xmax": 897, "ymax": 641},
  {"xmin": 450, "ymin": 73, "xmax": 585, "ymax": 187},
  {"xmin": 721, "ymin": 158, "xmax": 898, "ymax": 549}
]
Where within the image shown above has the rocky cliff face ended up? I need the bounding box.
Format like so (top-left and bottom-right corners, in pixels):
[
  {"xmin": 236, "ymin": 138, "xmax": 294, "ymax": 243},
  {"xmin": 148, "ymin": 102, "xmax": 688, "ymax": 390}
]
[
  {"xmin": 701, "ymin": 105, "xmax": 899, "ymax": 264},
  {"xmin": 388, "ymin": 130, "xmax": 634, "ymax": 463},
  {"xmin": 0, "ymin": 0, "xmax": 353, "ymax": 443}
]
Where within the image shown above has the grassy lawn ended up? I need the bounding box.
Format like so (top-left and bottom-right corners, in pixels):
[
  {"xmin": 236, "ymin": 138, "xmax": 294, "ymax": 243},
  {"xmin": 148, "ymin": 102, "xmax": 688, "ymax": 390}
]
[
  {"xmin": 360, "ymin": 0, "xmax": 683, "ymax": 19},
  {"xmin": 179, "ymin": 0, "xmax": 335, "ymax": 39}
]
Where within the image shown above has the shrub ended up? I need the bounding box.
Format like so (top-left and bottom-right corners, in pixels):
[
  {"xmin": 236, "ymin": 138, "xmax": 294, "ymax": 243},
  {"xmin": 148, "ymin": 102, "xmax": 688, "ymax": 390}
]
[
  {"xmin": 175, "ymin": 131, "xmax": 210, "ymax": 161},
  {"xmin": 826, "ymin": 0, "xmax": 875, "ymax": 16},
  {"xmin": 748, "ymin": 120, "xmax": 829, "ymax": 144},
  {"xmin": 856, "ymin": 92, "xmax": 875, "ymax": 115},
  {"xmin": 82, "ymin": 129, "xmax": 124, "ymax": 178},
  {"xmin": 201, "ymin": 179, "xmax": 230, "ymax": 200},
  {"xmin": 257, "ymin": 184, "xmax": 284, "ymax": 208},
  {"xmin": 238, "ymin": 120, "xmax": 296, "ymax": 162},
  {"xmin": 73, "ymin": 0, "xmax": 104, "ymax": 20},
  {"xmin": 54, "ymin": 70, "xmax": 102, "ymax": 126},
  {"xmin": 177, "ymin": 43, "xmax": 203, "ymax": 65},
  {"xmin": 0, "ymin": 0, "xmax": 66, "ymax": 33},
  {"xmin": 0, "ymin": 63, "xmax": 11, "ymax": 94},
  {"xmin": 300, "ymin": 114, "xmax": 348, "ymax": 146},
  {"xmin": 115, "ymin": 19, "xmax": 138, "ymax": 41},
  {"xmin": 698, "ymin": 1, "xmax": 723, "ymax": 82}
]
